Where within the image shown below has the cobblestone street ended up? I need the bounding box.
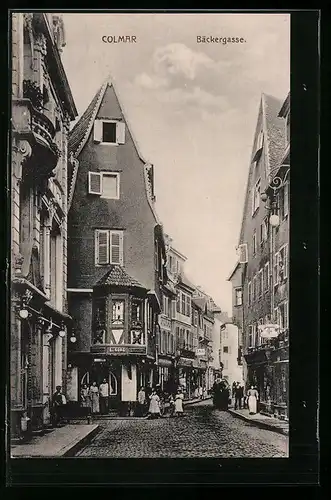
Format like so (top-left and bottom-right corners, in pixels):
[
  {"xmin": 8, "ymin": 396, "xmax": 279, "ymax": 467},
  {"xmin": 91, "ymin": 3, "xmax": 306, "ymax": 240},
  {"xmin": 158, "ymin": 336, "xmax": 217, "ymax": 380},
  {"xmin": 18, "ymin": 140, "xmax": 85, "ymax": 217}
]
[{"xmin": 77, "ymin": 400, "xmax": 288, "ymax": 458}]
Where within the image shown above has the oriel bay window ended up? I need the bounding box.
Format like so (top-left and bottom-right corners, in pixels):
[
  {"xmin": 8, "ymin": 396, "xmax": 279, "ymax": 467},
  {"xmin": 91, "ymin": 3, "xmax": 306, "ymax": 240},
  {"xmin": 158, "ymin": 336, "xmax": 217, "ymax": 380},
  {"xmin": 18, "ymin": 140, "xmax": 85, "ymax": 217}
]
[{"xmin": 92, "ymin": 294, "xmax": 145, "ymax": 345}]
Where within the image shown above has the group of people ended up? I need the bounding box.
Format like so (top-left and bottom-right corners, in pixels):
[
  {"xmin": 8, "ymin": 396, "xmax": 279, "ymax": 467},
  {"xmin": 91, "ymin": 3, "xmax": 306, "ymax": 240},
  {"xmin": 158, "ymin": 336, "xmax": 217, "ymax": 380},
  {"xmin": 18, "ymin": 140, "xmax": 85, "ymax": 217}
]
[
  {"xmin": 231, "ymin": 381, "xmax": 260, "ymax": 414},
  {"xmin": 137, "ymin": 385, "xmax": 185, "ymax": 419},
  {"xmin": 80, "ymin": 379, "xmax": 113, "ymax": 415}
]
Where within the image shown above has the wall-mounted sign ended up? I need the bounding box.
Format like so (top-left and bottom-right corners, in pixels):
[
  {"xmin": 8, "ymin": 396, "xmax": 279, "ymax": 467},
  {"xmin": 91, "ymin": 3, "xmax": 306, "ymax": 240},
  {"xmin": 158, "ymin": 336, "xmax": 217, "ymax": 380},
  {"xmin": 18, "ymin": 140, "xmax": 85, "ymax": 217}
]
[
  {"xmin": 91, "ymin": 345, "xmax": 147, "ymax": 355},
  {"xmin": 159, "ymin": 315, "xmax": 172, "ymax": 331},
  {"xmin": 258, "ymin": 324, "xmax": 280, "ymax": 338},
  {"xmin": 93, "ymin": 358, "xmax": 106, "ymax": 363},
  {"xmin": 196, "ymin": 348, "xmax": 206, "ymax": 356},
  {"xmin": 178, "ymin": 357, "xmax": 193, "ymax": 367}
]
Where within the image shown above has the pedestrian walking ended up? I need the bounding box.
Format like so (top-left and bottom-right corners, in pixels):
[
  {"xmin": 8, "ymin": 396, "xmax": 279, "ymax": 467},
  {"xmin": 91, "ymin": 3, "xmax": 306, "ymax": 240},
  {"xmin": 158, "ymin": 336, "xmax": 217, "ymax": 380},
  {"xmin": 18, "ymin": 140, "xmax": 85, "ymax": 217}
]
[
  {"xmin": 80, "ymin": 384, "xmax": 91, "ymax": 412},
  {"xmin": 148, "ymin": 389, "xmax": 161, "ymax": 419},
  {"xmin": 198, "ymin": 386, "xmax": 203, "ymax": 400},
  {"xmin": 247, "ymin": 385, "xmax": 259, "ymax": 415},
  {"xmin": 175, "ymin": 388, "xmax": 184, "ymax": 416},
  {"xmin": 234, "ymin": 383, "xmax": 244, "ymax": 410},
  {"xmin": 99, "ymin": 378, "xmax": 110, "ymax": 415},
  {"xmin": 137, "ymin": 386, "xmax": 146, "ymax": 417},
  {"xmin": 51, "ymin": 385, "xmax": 66, "ymax": 427},
  {"xmin": 169, "ymin": 393, "xmax": 175, "ymax": 417},
  {"xmin": 89, "ymin": 381, "xmax": 100, "ymax": 415}
]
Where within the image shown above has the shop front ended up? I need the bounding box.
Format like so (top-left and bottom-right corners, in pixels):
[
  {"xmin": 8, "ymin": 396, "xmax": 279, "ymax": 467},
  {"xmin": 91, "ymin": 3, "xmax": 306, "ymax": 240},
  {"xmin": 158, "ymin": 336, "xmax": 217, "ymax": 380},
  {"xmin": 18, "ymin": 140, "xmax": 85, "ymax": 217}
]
[
  {"xmin": 245, "ymin": 344, "xmax": 289, "ymax": 420},
  {"xmin": 157, "ymin": 357, "xmax": 176, "ymax": 394},
  {"xmin": 68, "ymin": 346, "xmax": 153, "ymax": 416},
  {"xmin": 177, "ymin": 357, "xmax": 196, "ymax": 400}
]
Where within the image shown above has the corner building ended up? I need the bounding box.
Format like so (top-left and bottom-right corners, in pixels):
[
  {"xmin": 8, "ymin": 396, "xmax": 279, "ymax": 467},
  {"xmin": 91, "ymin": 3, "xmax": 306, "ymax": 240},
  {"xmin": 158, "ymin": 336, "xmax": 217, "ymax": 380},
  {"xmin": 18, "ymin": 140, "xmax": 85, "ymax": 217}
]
[{"xmin": 66, "ymin": 77, "xmax": 166, "ymax": 414}]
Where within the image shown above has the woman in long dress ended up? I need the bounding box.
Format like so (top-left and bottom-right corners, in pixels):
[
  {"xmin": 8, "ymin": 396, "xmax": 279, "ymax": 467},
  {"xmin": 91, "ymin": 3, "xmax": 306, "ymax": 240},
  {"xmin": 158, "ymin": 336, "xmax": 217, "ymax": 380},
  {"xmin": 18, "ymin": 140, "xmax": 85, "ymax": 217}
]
[
  {"xmin": 80, "ymin": 384, "xmax": 91, "ymax": 409},
  {"xmin": 148, "ymin": 390, "xmax": 161, "ymax": 419},
  {"xmin": 175, "ymin": 388, "xmax": 184, "ymax": 416},
  {"xmin": 89, "ymin": 381, "xmax": 100, "ymax": 414},
  {"xmin": 247, "ymin": 385, "xmax": 259, "ymax": 415}
]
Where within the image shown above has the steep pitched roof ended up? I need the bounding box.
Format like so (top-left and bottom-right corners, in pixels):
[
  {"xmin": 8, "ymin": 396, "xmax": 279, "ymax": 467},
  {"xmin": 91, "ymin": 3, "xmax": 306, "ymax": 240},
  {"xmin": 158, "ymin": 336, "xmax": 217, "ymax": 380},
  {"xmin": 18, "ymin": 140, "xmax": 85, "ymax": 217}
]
[
  {"xmin": 238, "ymin": 93, "xmax": 286, "ymax": 246},
  {"xmin": 192, "ymin": 296, "xmax": 207, "ymax": 311},
  {"xmin": 67, "ymin": 74, "xmax": 162, "ymax": 227},
  {"xmin": 95, "ymin": 265, "xmax": 146, "ymax": 289}
]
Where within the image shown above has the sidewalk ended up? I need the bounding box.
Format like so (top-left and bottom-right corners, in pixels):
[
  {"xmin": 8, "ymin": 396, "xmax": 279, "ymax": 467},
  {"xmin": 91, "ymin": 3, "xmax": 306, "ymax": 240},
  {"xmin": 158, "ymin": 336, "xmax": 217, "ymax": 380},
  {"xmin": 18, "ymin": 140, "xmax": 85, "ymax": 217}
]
[
  {"xmin": 228, "ymin": 408, "xmax": 289, "ymax": 436},
  {"xmin": 11, "ymin": 424, "xmax": 100, "ymax": 458}
]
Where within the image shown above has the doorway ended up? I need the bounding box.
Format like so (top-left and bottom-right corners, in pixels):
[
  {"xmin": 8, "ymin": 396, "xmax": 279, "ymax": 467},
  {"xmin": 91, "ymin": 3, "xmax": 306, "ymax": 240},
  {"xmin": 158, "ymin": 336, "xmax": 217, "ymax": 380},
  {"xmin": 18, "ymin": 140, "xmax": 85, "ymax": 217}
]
[{"xmin": 89, "ymin": 362, "xmax": 121, "ymax": 411}]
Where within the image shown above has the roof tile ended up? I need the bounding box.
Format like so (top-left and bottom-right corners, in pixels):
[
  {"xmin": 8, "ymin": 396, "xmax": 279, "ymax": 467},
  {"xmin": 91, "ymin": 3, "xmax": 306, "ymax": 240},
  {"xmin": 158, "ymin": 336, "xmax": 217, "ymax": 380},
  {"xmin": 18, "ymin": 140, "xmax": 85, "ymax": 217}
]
[{"xmin": 95, "ymin": 265, "xmax": 146, "ymax": 289}]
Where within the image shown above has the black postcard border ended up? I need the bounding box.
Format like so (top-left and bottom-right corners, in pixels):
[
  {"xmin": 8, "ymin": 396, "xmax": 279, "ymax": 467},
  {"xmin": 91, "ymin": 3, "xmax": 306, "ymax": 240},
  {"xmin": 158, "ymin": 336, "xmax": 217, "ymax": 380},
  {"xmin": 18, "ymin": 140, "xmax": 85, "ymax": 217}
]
[{"xmin": 3, "ymin": 8, "xmax": 320, "ymax": 487}]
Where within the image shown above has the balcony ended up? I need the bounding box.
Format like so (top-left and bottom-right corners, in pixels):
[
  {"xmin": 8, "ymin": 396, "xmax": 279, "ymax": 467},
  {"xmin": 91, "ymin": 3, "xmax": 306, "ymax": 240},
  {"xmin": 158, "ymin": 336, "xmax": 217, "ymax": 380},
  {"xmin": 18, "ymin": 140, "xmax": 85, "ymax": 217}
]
[
  {"xmin": 177, "ymin": 342, "xmax": 196, "ymax": 359},
  {"xmin": 12, "ymin": 94, "xmax": 61, "ymax": 177}
]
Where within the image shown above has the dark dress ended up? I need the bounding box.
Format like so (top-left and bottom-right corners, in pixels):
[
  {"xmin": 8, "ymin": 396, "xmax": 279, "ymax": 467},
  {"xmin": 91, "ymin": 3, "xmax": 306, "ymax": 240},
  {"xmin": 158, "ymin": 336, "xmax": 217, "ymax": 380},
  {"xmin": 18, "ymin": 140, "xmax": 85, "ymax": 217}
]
[{"xmin": 213, "ymin": 381, "xmax": 230, "ymax": 410}]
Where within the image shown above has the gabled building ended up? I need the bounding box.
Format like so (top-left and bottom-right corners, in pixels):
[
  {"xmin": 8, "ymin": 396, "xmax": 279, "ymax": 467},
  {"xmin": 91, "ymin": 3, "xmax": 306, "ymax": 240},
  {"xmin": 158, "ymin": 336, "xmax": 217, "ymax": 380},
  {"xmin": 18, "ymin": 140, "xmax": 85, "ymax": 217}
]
[
  {"xmin": 66, "ymin": 76, "xmax": 167, "ymax": 415},
  {"xmin": 11, "ymin": 13, "xmax": 77, "ymax": 438},
  {"xmin": 228, "ymin": 92, "xmax": 290, "ymax": 419}
]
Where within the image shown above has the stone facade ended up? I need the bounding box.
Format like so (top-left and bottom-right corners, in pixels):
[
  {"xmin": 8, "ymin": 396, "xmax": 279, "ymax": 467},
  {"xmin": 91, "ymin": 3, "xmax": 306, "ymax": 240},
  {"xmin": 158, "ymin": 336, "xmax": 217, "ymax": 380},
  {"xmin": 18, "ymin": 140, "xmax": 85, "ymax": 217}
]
[
  {"xmin": 228, "ymin": 92, "xmax": 290, "ymax": 420},
  {"xmin": 10, "ymin": 13, "xmax": 77, "ymax": 438}
]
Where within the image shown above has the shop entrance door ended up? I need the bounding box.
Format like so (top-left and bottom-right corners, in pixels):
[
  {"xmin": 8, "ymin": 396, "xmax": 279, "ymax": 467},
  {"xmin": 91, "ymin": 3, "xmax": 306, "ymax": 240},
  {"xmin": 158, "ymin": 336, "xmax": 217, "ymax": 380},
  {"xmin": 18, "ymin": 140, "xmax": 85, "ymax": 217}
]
[{"xmin": 89, "ymin": 362, "xmax": 121, "ymax": 412}]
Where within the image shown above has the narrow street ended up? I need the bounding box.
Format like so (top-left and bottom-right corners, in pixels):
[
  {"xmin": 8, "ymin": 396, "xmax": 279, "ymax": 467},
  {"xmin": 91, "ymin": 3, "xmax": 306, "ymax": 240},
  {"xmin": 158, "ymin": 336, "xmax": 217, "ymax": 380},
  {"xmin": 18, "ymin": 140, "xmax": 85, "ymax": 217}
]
[{"xmin": 76, "ymin": 400, "xmax": 288, "ymax": 458}]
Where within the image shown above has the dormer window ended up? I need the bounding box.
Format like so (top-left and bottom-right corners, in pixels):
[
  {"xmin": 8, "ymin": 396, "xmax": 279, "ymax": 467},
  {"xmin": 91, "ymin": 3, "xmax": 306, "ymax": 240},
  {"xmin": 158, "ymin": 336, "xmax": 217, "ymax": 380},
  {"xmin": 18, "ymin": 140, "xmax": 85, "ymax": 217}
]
[{"xmin": 93, "ymin": 119, "xmax": 126, "ymax": 145}]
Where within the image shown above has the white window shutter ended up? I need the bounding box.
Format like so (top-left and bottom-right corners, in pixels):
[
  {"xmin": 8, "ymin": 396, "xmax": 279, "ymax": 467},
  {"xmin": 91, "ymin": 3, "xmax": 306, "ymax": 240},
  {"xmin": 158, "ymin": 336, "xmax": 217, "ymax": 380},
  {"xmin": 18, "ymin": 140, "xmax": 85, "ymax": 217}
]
[
  {"xmin": 110, "ymin": 231, "xmax": 124, "ymax": 265},
  {"xmin": 116, "ymin": 121, "xmax": 126, "ymax": 144},
  {"xmin": 93, "ymin": 120, "xmax": 103, "ymax": 143},
  {"xmin": 96, "ymin": 230, "xmax": 109, "ymax": 265},
  {"xmin": 88, "ymin": 172, "xmax": 102, "ymax": 194}
]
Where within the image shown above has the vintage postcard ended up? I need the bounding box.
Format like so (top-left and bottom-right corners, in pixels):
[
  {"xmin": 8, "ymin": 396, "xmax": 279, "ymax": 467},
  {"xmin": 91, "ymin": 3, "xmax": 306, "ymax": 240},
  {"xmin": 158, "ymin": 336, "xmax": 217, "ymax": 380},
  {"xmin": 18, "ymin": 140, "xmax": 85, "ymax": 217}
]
[{"xmin": 9, "ymin": 11, "xmax": 293, "ymax": 465}]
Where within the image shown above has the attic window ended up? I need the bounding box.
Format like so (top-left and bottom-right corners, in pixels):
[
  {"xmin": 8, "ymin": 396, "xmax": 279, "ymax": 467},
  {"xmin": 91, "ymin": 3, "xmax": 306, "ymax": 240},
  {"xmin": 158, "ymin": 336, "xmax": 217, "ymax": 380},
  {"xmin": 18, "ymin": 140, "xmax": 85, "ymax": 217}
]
[
  {"xmin": 93, "ymin": 119, "xmax": 126, "ymax": 145},
  {"xmin": 103, "ymin": 122, "xmax": 116, "ymax": 143}
]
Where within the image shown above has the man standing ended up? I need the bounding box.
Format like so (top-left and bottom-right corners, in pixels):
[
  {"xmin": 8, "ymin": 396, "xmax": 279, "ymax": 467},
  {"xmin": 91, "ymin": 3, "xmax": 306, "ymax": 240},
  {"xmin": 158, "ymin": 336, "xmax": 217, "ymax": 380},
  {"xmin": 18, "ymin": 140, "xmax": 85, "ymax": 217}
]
[
  {"xmin": 235, "ymin": 383, "xmax": 244, "ymax": 410},
  {"xmin": 137, "ymin": 387, "xmax": 146, "ymax": 417},
  {"xmin": 99, "ymin": 378, "xmax": 110, "ymax": 415},
  {"xmin": 51, "ymin": 386, "xmax": 66, "ymax": 427}
]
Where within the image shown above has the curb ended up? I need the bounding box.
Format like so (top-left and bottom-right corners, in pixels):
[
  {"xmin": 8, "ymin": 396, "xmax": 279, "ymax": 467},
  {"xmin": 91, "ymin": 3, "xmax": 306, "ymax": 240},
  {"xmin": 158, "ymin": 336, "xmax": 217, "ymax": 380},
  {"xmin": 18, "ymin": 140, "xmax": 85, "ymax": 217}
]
[
  {"xmin": 228, "ymin": 409, "xmax": 289, "ymax": 436},
  {"xmin": 185, "ymin": 397, "xmax": 212, "ymax": 406},
  {"xmin": 62, "ymin": 425, "xmax": 101, "ymax": 457}
]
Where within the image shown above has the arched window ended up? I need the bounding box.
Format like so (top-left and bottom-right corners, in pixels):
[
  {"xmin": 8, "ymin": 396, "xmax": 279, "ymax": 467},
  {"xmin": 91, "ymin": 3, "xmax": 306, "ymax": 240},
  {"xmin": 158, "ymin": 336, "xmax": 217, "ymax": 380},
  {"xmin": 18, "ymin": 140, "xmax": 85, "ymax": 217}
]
[
  {"xmin": 109, "ymin": 371, "xmax": 118, "ymax": 395},
  {"xmin": 81, "ymin": 371, "xmax": 90, "ymax": 387}
]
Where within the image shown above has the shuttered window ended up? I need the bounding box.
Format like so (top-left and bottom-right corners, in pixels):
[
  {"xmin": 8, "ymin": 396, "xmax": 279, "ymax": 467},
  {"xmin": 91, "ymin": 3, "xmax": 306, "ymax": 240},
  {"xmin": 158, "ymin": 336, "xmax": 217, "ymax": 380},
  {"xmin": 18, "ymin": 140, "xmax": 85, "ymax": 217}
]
[
  {"xmin": 95, "ymin": 230, "xmax": 123, "ymax": 266},
  {"xmin": 96, "ymin": 231, "xmax": 109, "ymax": 265},
  {"xmin": 94, "ymin": 120, "xmax": 126, "ymax": 145},
  {"xmin": 88, "ymin": 172, "xmax": 120, "ymax": 199},
  {"xmin": 88, "ymin": 172, "xmax": 102, "ymax": 194}
]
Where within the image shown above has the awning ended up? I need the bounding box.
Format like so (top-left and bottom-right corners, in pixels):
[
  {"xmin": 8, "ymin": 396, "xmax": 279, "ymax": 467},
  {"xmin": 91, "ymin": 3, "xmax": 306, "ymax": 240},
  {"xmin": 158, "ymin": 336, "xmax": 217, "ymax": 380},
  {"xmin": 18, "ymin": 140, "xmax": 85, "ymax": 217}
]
[
  {"xmin": 177, "ymin": 357, "xmax": 194, "ymax": 368},
  {"xmin": 157, "ymin": 358, "xmax": 174, "ymax": 368}
]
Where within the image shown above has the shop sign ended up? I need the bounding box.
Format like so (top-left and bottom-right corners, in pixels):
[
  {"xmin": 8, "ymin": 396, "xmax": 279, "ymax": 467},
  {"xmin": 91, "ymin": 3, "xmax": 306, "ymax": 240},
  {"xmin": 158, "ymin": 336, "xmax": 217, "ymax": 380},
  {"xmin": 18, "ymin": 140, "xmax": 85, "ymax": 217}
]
[
  {"xmin": 258, "ymin": 324, "xmax": 279, "ymax": 338},
  {"xmin": 93, "ymin": 358, "xmax": 106, "ymax": 363},
  {"xmin": 196, "ymin": 348, "xmax": 206, "ymax": 356},
  {"xmin": 107, "ymin": 345, "xmax": 147, "ymax": 355},
  {"xmin": 178, "ymin": 357, "xmax": 193, "ymax": 367},
  {"xmin": 159, "ymin": 315, "xmax": 172, "ymax": 331},
  {"xmin": 91, "ymin": 345, "xmax": 147, "ymax": 355}
]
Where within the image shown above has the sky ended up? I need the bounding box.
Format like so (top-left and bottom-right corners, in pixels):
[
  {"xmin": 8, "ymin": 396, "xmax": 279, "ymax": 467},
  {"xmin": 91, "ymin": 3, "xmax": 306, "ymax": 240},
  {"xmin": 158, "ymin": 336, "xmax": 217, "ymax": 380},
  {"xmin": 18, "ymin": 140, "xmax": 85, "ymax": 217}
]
[{"xmin": 60, "ymin": 12, "xmax": 290, "ymax": 314}]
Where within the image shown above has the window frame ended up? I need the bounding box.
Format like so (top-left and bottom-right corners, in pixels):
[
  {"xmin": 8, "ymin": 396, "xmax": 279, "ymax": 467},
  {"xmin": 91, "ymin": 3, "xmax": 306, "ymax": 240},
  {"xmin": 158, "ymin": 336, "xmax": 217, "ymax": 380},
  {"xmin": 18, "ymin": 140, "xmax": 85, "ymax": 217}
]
[
  {"xmin": 95, "ymin": 229, "xmax": 124, "ymax": 266},
  {"xmin": 252, "ymin": 178, "xmax": 261, "ymax": 215},
  {"xmin": 252, "ymin": 230, "xmax": 257, "ymax": 255},
  {"xmin": 235, "ymin": 287, "xmax": 243, "ymax": 307},
  {"xmin": 248, "ymin": 281, "xmax": 252, "ymax": 305},
  {"xmin": 94, "ymin": 119, "xmax": 126, "ymax": 146},
  {"xmin": 88, "ymin": 171, "xmax": 120, "ymax": 199}
]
